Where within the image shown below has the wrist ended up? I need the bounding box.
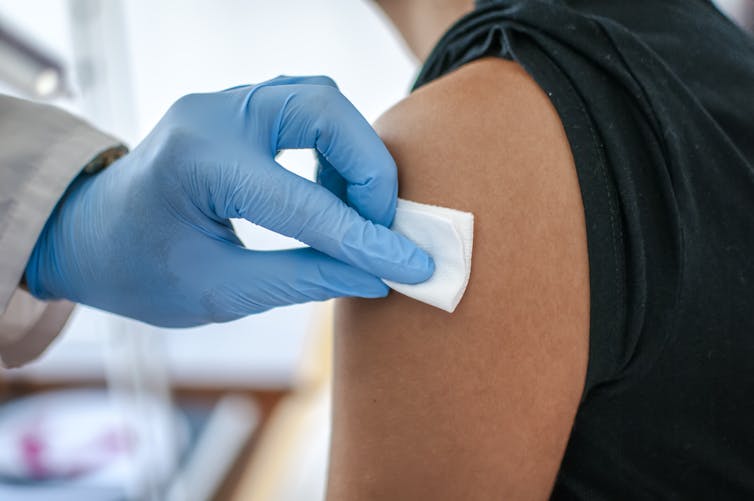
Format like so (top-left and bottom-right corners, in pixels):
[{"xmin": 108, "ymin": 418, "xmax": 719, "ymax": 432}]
[
  {"xmin": 24, "ymin": 170, "xmax": 95, "ymax": 301},
  {"xmin": 24, "ymin": 144, "xmax": 128, "ymax": 302},
  {"xmin": 24, "ymin": 214, "xmax": 58, "ymax": 300}
]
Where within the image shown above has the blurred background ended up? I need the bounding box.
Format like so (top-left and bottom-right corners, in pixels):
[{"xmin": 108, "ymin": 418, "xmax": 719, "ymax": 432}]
[
  {"xmin": 0, "ymin": 1, "xmax": 415, "ymax": 499},
  {"xmin": 0, "ymin": 1, "xmax": 750, "ymax": 500}
]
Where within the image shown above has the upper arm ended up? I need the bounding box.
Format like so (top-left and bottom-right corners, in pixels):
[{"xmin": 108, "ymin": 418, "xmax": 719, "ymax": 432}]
[{"xmin": 327, "ymin": 58, "xmax": 590, "ymax": 500}]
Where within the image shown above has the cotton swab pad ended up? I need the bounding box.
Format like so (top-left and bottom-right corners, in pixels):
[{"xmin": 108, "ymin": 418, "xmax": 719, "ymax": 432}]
[{"xmin": 383, "ymin": 199, "xmax": 474, "ymax": 313}]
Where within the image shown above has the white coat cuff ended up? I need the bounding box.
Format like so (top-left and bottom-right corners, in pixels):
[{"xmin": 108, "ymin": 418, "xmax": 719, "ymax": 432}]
[{"xmin": 0, "ymin": 97, "xmax": 125, "ymax": 366}]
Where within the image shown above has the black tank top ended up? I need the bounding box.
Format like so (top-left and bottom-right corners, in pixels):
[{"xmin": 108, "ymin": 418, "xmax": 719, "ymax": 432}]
[{"xmin": 414, "ymin": 0, "xmax": 754, "ymax": 497}]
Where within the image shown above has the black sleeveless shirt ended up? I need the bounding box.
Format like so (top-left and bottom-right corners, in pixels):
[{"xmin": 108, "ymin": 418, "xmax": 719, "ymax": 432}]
[{"xmin": 413, "ymin": 0, "xmax": 754, "ymax": 498}]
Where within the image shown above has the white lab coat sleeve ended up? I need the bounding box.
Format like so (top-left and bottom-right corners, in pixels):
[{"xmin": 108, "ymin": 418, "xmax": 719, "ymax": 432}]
[{"xmin": 0, "ymin": 95, "xmax": 125, "ymax": 367}]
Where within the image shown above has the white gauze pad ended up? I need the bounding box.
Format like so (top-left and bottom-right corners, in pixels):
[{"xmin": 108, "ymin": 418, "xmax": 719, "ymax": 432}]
[{"xmin": 383, "ymin": 199, "xmax": 474, "ymax": 313}]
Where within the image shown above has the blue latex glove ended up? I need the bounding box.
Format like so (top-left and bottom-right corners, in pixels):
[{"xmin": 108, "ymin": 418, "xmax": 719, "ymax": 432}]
[{"xmin": 25, "ymin": 76, "xmax": 434, "ymax": 327}]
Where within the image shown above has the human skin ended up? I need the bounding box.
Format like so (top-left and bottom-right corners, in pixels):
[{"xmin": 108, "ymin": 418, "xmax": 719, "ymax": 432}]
[
  {"xmin": 327, "ymin": 55, "xmax": 590, "ymax": 500},
  {"xmin": 372, "ymin": 0, "xmax": 474, "ymax": 60}
]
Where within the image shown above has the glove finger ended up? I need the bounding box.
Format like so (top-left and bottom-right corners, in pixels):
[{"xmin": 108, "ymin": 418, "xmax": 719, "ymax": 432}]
[
  {"xmin": 247, "ymin": 82, "xmax": 398, "ymax": 227},
  {"xmin": 212, "ymin": 247, "xmax": 389, "ymax": 315},
  {"xmin": 316, "ymin": 151, "xmax": 347, "ymax": 203},
  {"xmin": 227, "ymin": 158, "xmax": 433, "ymax": 284}
]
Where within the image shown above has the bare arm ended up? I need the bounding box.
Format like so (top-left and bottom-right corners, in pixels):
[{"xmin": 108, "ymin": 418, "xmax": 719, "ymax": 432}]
[{"xmin": 327, "ymin": 58, "xmax": 590, "ymax": 500}]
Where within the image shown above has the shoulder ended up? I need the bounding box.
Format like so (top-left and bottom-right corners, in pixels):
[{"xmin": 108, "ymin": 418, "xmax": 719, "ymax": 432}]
[
  {"xmin": 374, "ymin": 57, "xmax": 588, "ymax": 313},
  {"xmin": 380, "ymin": 56, "xmax": 557, "ymax": 124},
  {"xmin": 374, "ymin": 57, "xmax": 579, "ymax": 221}
]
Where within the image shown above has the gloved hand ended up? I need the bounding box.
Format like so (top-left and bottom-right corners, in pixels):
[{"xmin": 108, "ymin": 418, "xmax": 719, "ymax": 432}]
[{"xmin": 25, "ymin": 76, "xmax": 434, "ymax": 327}]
